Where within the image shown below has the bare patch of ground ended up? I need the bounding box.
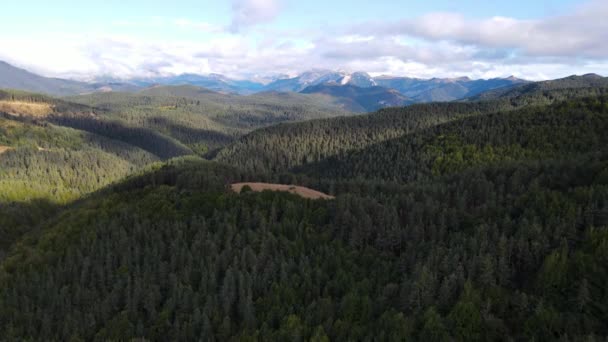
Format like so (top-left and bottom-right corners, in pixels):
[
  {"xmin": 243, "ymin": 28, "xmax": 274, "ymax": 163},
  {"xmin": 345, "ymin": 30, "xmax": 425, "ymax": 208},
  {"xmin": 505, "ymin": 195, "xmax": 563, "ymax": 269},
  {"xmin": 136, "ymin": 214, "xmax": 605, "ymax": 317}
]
[
  {"xmin": 0, "ymin": 145, "xmax": 12, "ymax": 154},
  {"xmin": 0, "ymin": 101, "xmax": 53, "ymax": 117},
  {"xmin": 231, "ymin": 182, "xmax": 335, "ymax": 200}
]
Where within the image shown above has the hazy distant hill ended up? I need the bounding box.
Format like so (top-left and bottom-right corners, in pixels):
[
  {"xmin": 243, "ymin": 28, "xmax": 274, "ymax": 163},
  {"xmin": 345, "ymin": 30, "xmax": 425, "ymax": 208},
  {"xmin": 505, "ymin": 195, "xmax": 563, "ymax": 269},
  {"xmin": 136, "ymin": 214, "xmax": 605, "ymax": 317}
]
[
  {"xmin": 130, "ymin": 73, "xmax": 265, "ymax": 94},
  {"xmin": 139, "ymin": 84, "xmax": 220, "ymax": 98},
  {"xmin": 0, "ymin": 61, "xmax": 91, "ymax": 96},
  {"xmin": 0, "ymin": 61, "xmax": 142, "ymax": 96},
  {"xmin": 471, "ymin": 74, "xmax": 608, "ymax": 100},
  {"xmin": 374, "ymin": 75, "xmax": 528, "ymax": 102},
  {"xmin": 301, "ymin": 83, "xmax": 411, "ymax": 112}
]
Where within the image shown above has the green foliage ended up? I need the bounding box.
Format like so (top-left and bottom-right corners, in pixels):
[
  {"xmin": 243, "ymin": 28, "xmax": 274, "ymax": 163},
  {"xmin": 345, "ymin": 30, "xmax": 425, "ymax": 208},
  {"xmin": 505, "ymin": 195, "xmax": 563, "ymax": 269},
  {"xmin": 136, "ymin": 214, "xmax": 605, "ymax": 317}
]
[
  {"xmin": 420, "ymin": 307, "xmax": 448, "ymax": 342},
  {"xmin": 67, "ymin": 87, "xmax": 352, "ymax": 154},
  {"xmin": 215, "ymin": 86, "xmax": 607, "ymax": 174},
  {"xmin": 0, "ymin": 116, "xmax": 159, "ymax": 201},
  {"xmin": 302, "ymin": 96, "xmax": 608, "ymax": 183},
  {"xmin": 1, "ymin": 150, "xmax": 608, "ymax": 340},
  {"xmin": 0, "ymin": 115, "xmax": 159, "ymax": 254}
]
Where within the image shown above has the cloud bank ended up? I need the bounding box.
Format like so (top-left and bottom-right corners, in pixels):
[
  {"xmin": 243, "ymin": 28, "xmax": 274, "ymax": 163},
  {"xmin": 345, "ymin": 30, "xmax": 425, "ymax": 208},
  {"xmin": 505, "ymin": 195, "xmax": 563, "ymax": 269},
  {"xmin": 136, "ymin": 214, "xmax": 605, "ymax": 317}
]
[
  {"xmin": 350, "ymin": 0, "xmax": 608, "ymax": 59},
  {"xmin": 0, "ymin": 0, "xmax": 607, "ymax": 80},
  {"xmin": 230, "ymin": 0, "xmax": 282, "ymax": 32}
]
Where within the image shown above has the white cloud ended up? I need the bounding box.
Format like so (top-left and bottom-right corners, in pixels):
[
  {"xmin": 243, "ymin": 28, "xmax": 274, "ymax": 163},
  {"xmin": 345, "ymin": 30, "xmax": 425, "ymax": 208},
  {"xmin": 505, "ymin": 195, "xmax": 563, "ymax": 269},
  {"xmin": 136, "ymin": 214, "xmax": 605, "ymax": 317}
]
[
  {"xmin": 0, "ymin": 34, "xmax": 237, "ymax": 79},
  {"xmin": 352, "ymin": 0, "xmax": 608, "ymax": 59},
  {"xmin": 174, "ymin": 19, "xmax": 222, "ymax": 33},
  {"xmin": 0, "ymin": 0, "xmax": 607, "ymax": 81},
  {"xmin": 230, "ymin": 0, "xmax": 282, "ymax": 32}
]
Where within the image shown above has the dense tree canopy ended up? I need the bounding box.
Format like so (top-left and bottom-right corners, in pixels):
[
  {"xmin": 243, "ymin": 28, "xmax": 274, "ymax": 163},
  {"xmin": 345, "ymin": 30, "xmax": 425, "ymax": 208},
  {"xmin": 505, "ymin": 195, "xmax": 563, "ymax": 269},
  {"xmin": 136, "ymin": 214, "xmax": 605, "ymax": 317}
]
[
  {"xmin": 68, "ymin": 87, "xmax": 352, "ymax": 154},
  {"xmin": 1, "ymin": 153, "xmax": 607, "ymax": 340},
  {"xmin": 1, "ymin": 84, "xmax": 607, "ymax": 340},
  {"xmin": 215, "ymin": 85, "xmax": 608, "ymax": 174}
]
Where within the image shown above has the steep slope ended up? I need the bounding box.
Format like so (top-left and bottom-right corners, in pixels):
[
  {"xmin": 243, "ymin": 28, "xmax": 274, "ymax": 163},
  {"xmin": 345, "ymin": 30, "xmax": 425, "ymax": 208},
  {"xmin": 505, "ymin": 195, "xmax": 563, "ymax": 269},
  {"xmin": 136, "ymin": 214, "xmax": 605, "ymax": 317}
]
[{"xmin": 301, "ymin": 83, "xmax": 412, "ymax": 112}]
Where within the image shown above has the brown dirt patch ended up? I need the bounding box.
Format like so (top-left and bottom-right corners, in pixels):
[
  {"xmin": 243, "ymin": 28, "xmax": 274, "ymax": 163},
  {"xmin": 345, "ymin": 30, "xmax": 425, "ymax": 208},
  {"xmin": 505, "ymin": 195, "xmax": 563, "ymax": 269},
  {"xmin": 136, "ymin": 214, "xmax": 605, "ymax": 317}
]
[
  {"xmin": 0, "ymin": 100, "xmax": 53, "ymax": 117},
  {"xmin": 0, "ymin": 145, "xmax": 12, "ymax": 154},
  {"xmin": 231, "ymin": 182, "xmax": 335, "ymax": 200}
]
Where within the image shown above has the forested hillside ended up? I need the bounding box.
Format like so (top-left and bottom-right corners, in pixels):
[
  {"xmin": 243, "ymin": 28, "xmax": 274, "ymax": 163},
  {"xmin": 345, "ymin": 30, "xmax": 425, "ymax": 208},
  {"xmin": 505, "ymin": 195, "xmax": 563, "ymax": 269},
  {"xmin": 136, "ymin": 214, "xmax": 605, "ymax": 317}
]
[
  {"xmin": 1, "ymin": 81, "xmax": 607, "ymax": 340},
  {"xmin": 0, "ymin": 113, "xmax": 159, "ymax": 253},
  {"xmin": 0, "ymin": 88, "xmax": 195, "ymax": 159},
  {"xmin": 68, "ymin": 86, "xmax": 353, "ymax": 154},
  {"xmin": 300, "ymin": 96, "xmax": 608, "ymax": 182},
  {"xmin": 0, "ymin": 86, "xmax": 354, "ymax": 253},
  {"xmin": 1, "ymin": 151, "xmax": 607, "ymax": 340},
  {"xmin": 0, "ymin": 86, "xmax": 353, "ymax": 254},
  {"xmin": 214, "ymin": 83, "xmax": 608, "ymax": 174},
  {"xmin": 3, "ymin": 0, "xmax": 608, "ymax": 337}
]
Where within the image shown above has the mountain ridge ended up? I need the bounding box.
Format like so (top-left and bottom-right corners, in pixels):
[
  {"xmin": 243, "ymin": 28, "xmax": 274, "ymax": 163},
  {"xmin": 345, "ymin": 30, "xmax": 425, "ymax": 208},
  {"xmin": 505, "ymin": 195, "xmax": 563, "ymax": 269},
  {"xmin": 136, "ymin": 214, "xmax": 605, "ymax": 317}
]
[{"xmin": 1, "ymin": 60, "xmax": 532, "ymax": 101}]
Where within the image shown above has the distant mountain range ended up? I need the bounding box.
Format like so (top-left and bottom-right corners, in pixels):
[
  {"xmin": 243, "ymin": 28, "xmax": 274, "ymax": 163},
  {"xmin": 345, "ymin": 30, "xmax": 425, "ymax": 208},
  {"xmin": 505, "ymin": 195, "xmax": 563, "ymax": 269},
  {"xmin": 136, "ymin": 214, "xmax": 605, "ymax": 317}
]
[
  {"xmin": 261, "ymin": 70, "xmax": 376, "ymax": 92},
  {"xmin": 261, "ymin": 70, "xmax": 528, "ymax": 102},
  {"xmin": 301, "ymin": 83, "xmax": 412, "ymax": 112},
  {"xmin": 0, "ymin": 60, "xmax": 554, "ymax": 112},
  {"xmin": 374, "ymin": 75, "xmax": 528, "ymax": 102},
  {"xmin": 126, "ymin": 73, "xmax": 266, "ymax": 95}
]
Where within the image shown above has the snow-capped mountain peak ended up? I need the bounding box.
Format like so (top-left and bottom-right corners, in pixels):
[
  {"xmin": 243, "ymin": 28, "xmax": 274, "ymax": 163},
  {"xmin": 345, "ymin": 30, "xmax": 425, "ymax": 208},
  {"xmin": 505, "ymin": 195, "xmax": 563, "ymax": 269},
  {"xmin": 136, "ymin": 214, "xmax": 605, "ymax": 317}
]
[
  {"xmin": 340, "ymin": 75, "xmax": 352, "ymax": 85},
  {"xmin": 348, "ymin": 72, "xmax": 377, "ymax": 87}
]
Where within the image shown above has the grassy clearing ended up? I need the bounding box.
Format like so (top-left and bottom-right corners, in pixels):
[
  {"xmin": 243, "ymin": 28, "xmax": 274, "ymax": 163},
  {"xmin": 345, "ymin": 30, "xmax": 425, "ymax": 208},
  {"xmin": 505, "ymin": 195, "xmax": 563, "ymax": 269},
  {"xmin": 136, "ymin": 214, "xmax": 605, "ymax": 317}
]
[{"xmin": 0, "ymin": 100, "xmax": 53, "ymax": 117}]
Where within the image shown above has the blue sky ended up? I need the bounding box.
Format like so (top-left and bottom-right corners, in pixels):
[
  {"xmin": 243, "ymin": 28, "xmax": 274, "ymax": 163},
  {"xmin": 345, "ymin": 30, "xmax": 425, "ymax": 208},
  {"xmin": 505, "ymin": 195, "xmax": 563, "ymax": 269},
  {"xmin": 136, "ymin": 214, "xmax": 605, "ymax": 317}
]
[{"xmin": 0, "ymin": 0, "xmax": 606, "ymax": 80}]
